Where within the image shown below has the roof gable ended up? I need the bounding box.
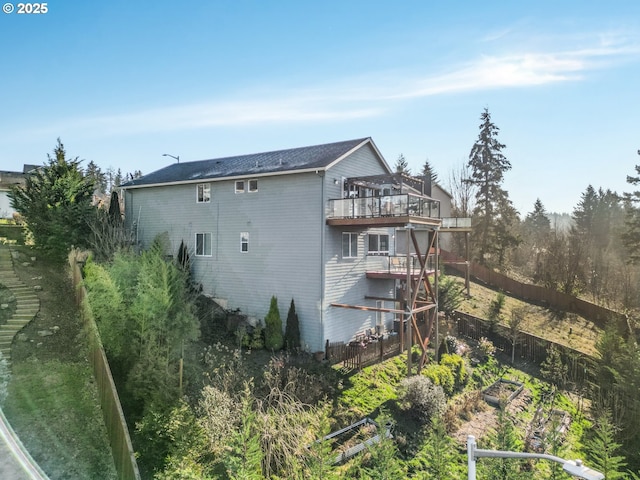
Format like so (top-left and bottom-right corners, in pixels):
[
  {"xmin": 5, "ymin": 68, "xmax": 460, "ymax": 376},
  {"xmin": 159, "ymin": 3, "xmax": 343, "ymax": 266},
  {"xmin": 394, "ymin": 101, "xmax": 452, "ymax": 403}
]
[{"xmin": 123, "ymin": 138, "xmax": 373, "ymax": 188}]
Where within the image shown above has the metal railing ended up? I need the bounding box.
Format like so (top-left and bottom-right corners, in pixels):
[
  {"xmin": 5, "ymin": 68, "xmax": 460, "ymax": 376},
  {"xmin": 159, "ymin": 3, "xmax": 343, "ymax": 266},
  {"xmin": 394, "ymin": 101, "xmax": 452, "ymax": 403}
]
[{"xmin": 327, "ymin": 193, "xmax": 440, "ymax": 220}]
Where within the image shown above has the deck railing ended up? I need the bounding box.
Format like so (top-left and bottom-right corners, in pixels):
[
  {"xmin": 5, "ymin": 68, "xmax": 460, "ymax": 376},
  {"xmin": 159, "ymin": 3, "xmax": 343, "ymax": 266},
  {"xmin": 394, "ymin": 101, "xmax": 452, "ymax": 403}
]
[
  {"xmin": 327, "ymin": 193, "xmax": 440, "ymax": 220},
  {"xmin": 441, "ymin": 217, "xmax": 472, "ymax": 229}
]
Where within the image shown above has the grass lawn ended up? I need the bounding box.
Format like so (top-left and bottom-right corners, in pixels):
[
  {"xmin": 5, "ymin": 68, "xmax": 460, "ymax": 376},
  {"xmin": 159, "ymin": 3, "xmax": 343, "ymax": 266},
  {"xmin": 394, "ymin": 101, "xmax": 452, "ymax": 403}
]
[{"xmin": 454, "ymin": 276, "xmax": 602, "ymax": 356}]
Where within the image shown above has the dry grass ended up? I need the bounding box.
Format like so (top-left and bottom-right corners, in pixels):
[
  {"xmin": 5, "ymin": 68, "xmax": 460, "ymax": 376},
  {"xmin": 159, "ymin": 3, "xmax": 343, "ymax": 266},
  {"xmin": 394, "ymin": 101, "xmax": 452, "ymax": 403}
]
[{"xmin": 455, "ymin": 277, "xmax": 602, "ymax": 356}]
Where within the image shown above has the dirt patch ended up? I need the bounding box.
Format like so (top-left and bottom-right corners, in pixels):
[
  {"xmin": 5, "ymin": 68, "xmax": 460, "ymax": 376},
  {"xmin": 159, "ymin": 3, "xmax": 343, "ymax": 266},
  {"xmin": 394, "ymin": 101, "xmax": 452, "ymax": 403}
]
[
  {"xmin": 452, "ymin": 387, "xmax": 533, "ymax": 446},
  {"xmin": 8, "ymin": 247, "xmax": 86, "ymax": 363}
]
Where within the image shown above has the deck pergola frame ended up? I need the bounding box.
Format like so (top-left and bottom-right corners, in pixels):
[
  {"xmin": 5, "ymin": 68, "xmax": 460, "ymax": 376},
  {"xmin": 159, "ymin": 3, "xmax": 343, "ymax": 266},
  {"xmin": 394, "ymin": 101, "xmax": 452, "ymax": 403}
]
[{"xmin": 331, "ymin": 224, "xmax": 439, "ymax": 374}]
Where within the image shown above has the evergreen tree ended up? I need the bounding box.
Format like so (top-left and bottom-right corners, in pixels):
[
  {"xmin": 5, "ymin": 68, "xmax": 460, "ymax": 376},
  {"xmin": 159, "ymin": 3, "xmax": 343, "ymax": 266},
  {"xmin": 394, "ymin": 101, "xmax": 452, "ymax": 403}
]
[
  {"xmin": 284, "ymin": 299, "xmax": 301, "ymax": 352},
  {"xmin": 225, "ymin": 383, "xmax": 263, "ymax": 480},
  {"xmin": 481, "ymin": 406, "xmax": 523, "ymax": 479},
  {"xmin": 114, "ymin": 168, "xmax": 123, "ymax": 188},
  {"xmin": 412, "ymin": 415, "xmax": 460, "ymax": 479},
  {"xmin": 395, "ymin": 154, "xmax": 410, "ymax": 175},
  {"xmin": 422, "ymin": 158, "xmax": 438, "ymax": 184},
  {"xmin": 9, "ymin": 138, "xmax": 95, "ymax": 260},
  {"xmin": 585, "ymin": 410, "xmax": 628, "ymax": 480},
  {"xmin": 623, "ymin": 151, "xmax": 640, "ymax": 263},
  {"xmin": 85, "ymin": 160, "xmax": 107, "ymax": 193},
  {"xmin": 466, "ymin": 108, "xmax": 516, "ymax": 265},
  {"xmin": 264, "ymin": 296, "xmax": 284, "ymax": 351}
]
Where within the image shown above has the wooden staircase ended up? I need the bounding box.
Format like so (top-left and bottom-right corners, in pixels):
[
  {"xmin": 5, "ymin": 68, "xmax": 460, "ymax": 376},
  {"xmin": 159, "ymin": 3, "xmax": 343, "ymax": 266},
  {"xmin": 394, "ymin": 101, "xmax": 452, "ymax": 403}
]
[{"xmin": 0, "ymin": 247, "xmax": 40, "ymax": 364}]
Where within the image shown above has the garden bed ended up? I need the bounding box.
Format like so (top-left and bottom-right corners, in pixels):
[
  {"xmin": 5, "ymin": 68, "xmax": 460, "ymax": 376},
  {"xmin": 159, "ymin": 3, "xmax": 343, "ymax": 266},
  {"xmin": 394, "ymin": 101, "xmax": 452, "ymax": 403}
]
[{"xmin": 482, "ymin": 378, "xmax": 524, "ymax": 407}]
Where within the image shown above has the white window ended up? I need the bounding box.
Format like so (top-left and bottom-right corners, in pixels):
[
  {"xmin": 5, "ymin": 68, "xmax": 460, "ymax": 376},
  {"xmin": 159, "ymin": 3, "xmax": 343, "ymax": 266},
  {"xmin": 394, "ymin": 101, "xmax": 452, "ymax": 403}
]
[
  {"xmin": 235, "ymin": 180, "xmax": 245, "ymax": 193},
  {"xmin": 240, "ymin": 232, "xmax": 249, "ymax": 253},
  {"xmin": 248, "ymin": 179, "xmax": 258, "ymax": 192},
  {"xmin": 195, "ymin": 233, "xmax": 212, "ymax": 256},
  {"xmin": 368, "ymin": 234, "xmax": 390, "ymax": 255},
  {"xmin": 342, "ymin": 232, "xmax": 358, "ymax": 258},
  {"xmin": 196, "ymin": 184, "xmax": 210, "ymax": 203}
]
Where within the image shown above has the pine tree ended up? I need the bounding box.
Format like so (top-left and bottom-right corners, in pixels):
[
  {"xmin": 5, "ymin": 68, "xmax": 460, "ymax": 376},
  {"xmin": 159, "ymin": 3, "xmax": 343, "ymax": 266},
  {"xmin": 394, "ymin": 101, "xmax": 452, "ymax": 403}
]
[
  {"xmin": 623, "ymin": 151, "xmax": 640, "ymax": 263},
  {"xmin": 466, "ymin": 108, "xmax": 516, "ymax": 265},
  {"xmin": 395, "ymin": 154, "xmax": 410, "ymax": 175},
  {"xmin": 284, "ymin": 299, "xmax": 301, "ymax": 352},
  {"xmin": 225, "ymin": 382, "xmax": 264, "ymax": 480},
  {"xmin": 422, "ymin": 159, "xmax": 438, "ymax": 184},
  {"xmin": 9, "ymin": 138, "xmax": 95, "ymax": 260},
  {"xmin": 481, "ymin": 406, "xmax": 523, "ymax": 479},
  {"xmin": 585, "ymin": 410, "xmax": 628, "ymax": 479},
  {"xmin": 264, "ymin": 296, "xmax": 284, "ymax": 351},
  {"xmin": 412, "ymin": 415, "xmax": 460, "ymax": 479}
]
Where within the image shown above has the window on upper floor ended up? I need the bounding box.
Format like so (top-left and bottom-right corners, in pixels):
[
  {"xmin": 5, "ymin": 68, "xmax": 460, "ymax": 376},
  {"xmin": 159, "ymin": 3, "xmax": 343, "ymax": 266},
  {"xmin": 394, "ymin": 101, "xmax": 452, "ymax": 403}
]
[
  {"xmin": 368, "ymin": 234, "xmax": 390, "ymax": 255},
  {"xmin": 240, "ymin": 232, "xmax": 249, "ymax": 253},
  {"xmin": 248, "ymin": 179, "xmax": 258, "ymax": 192},
  {"xmin": 235, "ymin": 180, "xmax": 245, "ymax": 193},
  {"xmin": 195, "ymin": 232, "xmax": 212, "ymax": 256},
  {"xmin": 197, "ymin": 184, "xmax": 211, "ymax": 203},
  {"xmin": 342, "ymin": 232, "xmax": 358, "ymax": 258}
]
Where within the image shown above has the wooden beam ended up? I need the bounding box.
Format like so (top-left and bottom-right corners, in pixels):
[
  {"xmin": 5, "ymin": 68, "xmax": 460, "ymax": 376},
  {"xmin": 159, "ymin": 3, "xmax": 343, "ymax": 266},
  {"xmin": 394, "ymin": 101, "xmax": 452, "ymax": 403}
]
[{"xmin": 330, "ymin": 303, "xmax": 406, "ymax": 314}]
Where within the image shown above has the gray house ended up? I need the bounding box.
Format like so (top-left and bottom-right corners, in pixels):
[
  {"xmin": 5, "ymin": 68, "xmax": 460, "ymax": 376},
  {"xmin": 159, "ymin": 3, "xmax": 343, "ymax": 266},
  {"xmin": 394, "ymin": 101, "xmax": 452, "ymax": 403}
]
[{"xmin": 121, "ymin": 138, "xmax": 443, "ymax": 353}]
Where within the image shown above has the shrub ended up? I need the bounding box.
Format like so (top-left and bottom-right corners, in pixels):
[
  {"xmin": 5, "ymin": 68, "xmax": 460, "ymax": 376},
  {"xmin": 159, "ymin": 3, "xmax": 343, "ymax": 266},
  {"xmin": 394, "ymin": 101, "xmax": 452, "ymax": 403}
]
[
  {"xmin": 422, "ymin": 364, "xmax": 455, "ymax": 396},
  {"xmin": 264, "ymin": 296, "xmax": 284, "ymax": 351},
  {"xmin": 399, "ymin": 375, "xmax": 446, "ymax": 425},
  {"xmin": 478, "ymin": 336, "xmax": 496, "ymax": 360},
  {"xmin": 487, "ymin": 291, "xmax": 505, "ymax": 329},
  {"xmin": 284, "ymin": 299, "xmax": 301, "ymax": 352},
  {"xmin": 440, "ymin": 353, "xmax": 468, "ymax": 389}
]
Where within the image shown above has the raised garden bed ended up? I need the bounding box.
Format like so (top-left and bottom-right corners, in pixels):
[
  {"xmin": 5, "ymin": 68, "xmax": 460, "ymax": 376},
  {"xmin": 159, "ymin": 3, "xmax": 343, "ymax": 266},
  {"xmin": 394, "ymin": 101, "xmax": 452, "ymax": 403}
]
[
  {"xmin": 316, "ymin": 417, "xmax": 393, "ymax": 464},
  {"xmin": 482, "ymin": 379, "xmax": 524, "ymax": 407},
  {"xmin": 526, "ymin": 408, "xmax": 571, "ymax": 452}
]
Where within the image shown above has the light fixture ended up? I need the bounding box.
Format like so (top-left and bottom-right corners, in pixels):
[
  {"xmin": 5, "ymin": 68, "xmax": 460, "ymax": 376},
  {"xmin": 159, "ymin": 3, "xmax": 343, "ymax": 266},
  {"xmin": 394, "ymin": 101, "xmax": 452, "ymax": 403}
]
[
  {"xmin": 467, "ymin": 435, "xmax": 604, "ymax": 480},
  {"xmin": 334, "ymin": 178, "xmax": 339, "ymax": 185},
  {"xmin": 162, "ymin": 153, "xmax": 180, "ymax": 163}
]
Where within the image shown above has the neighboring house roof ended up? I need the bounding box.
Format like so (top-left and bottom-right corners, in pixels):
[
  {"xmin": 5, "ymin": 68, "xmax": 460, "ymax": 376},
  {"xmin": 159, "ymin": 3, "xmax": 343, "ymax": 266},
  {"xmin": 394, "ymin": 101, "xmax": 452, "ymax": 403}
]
[{"xmin": 122, "ymin": 137, "xmax": 384, "ymax": 188}]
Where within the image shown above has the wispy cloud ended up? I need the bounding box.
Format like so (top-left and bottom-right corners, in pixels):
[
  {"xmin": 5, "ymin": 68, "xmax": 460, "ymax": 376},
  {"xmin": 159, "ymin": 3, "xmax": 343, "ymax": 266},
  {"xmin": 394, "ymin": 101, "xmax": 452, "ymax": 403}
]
[{"xmin": 6, "ymin": 31, "xmax": 640, "ymax": 139}]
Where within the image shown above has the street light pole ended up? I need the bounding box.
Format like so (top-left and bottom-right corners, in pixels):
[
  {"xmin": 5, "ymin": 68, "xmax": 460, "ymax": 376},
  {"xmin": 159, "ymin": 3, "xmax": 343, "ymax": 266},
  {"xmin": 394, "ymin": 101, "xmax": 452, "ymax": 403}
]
[
  {"xmin": 467, "ymin": 435, "xmax": 604, "ymax": 480},
  {"xmin": 162, "ymin": 153, "xmax": 180, "ymax": 163}
]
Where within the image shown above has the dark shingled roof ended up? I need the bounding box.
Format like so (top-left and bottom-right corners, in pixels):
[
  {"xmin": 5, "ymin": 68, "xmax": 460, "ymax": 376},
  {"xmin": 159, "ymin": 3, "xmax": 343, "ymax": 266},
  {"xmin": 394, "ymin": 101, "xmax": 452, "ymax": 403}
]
[{"xmin": 122, "ymin": 138, "xmax": 371, "ymax": 187}]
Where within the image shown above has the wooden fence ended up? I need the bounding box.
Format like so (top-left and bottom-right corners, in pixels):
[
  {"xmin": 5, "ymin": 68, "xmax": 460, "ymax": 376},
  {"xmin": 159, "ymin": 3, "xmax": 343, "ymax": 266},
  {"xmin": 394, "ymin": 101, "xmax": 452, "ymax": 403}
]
[
  {"xmin": 325, "ymin": 321, "xmax": 431, "ymax": 370},
  {"xmin": 69, "ymin": 252, "xmax": 141, "ymax": 480},
  {"xmin": 441, "ymin": 250, "xmax": 627, "ymax": 331},
  {"xmin": 455, "ymin": 310, "xmax": 594, "ymax": 386}
]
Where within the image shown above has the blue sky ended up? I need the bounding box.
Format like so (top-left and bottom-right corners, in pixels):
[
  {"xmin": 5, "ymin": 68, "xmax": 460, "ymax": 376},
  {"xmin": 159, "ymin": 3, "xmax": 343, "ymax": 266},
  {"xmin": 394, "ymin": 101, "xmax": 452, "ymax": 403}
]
[{"xmin": 1, "ymin": 1, "xmax": 639, "ymax": 214}]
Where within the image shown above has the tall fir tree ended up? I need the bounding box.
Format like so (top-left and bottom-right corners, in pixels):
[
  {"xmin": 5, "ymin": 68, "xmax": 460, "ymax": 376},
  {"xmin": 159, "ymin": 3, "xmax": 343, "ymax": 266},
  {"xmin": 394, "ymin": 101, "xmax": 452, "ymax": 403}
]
[
  {"xmin": 466, "ymin": 108, "xmax": 516, "ymax": 266},
  {"xmin": 622, "ymin": 151, "xmax": 640, "ymax": 263}
]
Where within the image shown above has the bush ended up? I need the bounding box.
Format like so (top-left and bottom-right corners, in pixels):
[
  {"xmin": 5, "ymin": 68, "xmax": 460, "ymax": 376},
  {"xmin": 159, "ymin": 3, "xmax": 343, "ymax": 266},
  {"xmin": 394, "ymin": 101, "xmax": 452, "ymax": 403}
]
[
  {"xmin": 284, "ymin": 299, "xmax": 301, "ymax": 352},
  {"xmin": 264, "ymin": 296, "xmax": 284, "ymax": 351},
  {"xmin": 399, "ymin": 375, "xmax": 446, "ymax": 424},
  {"xmin": 478, "ymin": 337, "xmax": 496, "ymax": 360},
  {"xmin": 422, "ymin": 363, "xmax": 455, "ymax": 396},
  {"xmin": 440, "ymin": 353, "xmax": 468, "ymax": 390}
]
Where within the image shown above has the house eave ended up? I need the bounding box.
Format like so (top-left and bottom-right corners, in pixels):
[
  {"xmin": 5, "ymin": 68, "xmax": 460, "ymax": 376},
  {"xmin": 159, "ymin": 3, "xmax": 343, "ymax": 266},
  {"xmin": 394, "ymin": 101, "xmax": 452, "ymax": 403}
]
[{"xmin": 120, "ymin": 166, "xmax": 328, "ymax": 190}]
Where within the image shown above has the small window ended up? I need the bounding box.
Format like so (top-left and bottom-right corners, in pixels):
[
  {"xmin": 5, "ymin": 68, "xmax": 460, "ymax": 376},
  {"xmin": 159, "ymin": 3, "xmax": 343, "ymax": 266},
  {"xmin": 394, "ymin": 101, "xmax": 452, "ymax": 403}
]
[
  {"xmin": 240, "ymin": 232, "xmax": 249, "ymax": 253},
  {"xmin": 248, "ymin": 179, "xmax": 258, "ymax": 192},
  {"xmin": 368, "ymin": 234, "xmax": 390, "ymax": 255},
  {"xmin": 197, "ymin": 184, "xmax": 210, "ymax": 203},
  {"xmin": 195, "ymin": 233, "xmax": 212, "ymax": 256},
  {"xmin": 342, "ymin": 232, "xmax": 358, "ymax": 258},
  {"xmin": 235, "ymin": 181, "xmax": 245, "ymax": 193}
]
